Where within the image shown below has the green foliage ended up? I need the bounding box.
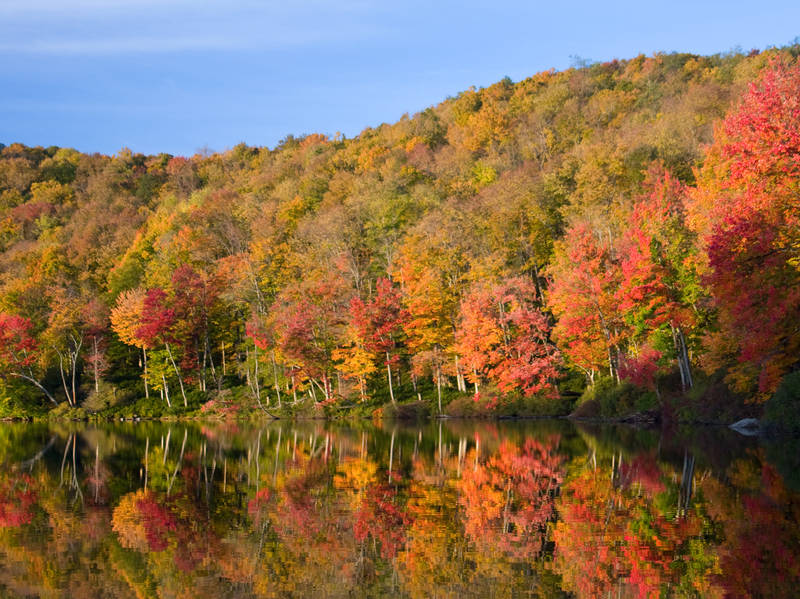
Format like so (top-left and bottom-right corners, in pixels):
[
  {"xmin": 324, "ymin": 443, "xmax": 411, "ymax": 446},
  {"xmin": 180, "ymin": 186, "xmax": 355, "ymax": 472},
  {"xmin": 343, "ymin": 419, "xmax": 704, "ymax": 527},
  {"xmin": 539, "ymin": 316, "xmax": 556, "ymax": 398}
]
[
  {"xmin": 668, "ymin": 370, "xmax": 757, "ymax": 425},
  {"xmin": 763, "ymin": 371, "xmax": 800, "ymax": 434},
  {"xmin": 446, "ymin": 391, "xmax": 575, "ymax": 418},
  {"xmin": 81, "ymin": 382, "xmax": 135, "ymax": 414},
  {"xmin": 576, "ymin": 378, "xmax": 659, "ymax": 419},
  {"xmin": 47, "ymin": 402, "xmax": 88, "ymax": 420},
  {"xmin": 378, "ymin": 400, "xmax": 431, "ymax": 421}
]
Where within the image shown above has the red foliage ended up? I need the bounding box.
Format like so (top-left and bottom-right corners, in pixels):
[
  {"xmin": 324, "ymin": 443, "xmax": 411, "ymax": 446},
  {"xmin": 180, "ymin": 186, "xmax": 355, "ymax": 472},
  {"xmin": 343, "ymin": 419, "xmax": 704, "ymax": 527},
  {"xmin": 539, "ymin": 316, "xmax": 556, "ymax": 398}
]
[
  {"xmin": 714, "ymin": 462, "xmax": 800, "ymax": 598},
  {"xmin": 135, "ymin": 288, "xmax": 176, "ymax": 349},
  {"xmin": 457, "ymin": 277, "xmax": 560, "ymax": 396},
  {"xmin": 10, "ymin": 200, "xmax": 54, "ymax": 224},
  {"xmin": 200, "ymin": 399, "xmax": 241, "ymax": 417},
  {"xmin": 616, "ymin": 167, "xmax": 696, "ymax": 333},
  {"xmin": 722, "ymin": 61, "xmax": 800, "ymax": 189},
  {"xmin": 247, "ymin": 487, "xmax": 272, "ymax": 524},
  {"xmin": 618, "ymin": 345, "xmax": 662, "ymax": 390},
  {"xmin": 168, "ymin": 265, "xmax": 222, "ymax": 373},
  {"xmin": 0, "ymin": 313, "xmax": 39, "ymax": 373},
  {"xmin": 459, "ymin": 437, "xmax": 564, "ymax": 559},
  {"xmin": 280, "ymin": 298, "xmax": 332, "ymax": 378},
  {"xmin": 135, "ymin": 268, "xmax": 221, "ymax": 374},
  {"xmin": 617, "ymin": 453, "xmax": 666, "ymax": 496},
  {"xmin": 0, "ymin": 474, "xmax": 37, "ymax": 527},
  {"xmin": 349, "ymin": 278, "xmax": 408, "ymax": 363},
  {"xmin": 690, "ymin": 60, "xmax": 800, "ymax": 394},
  {"xmin": 245, "ymin": 318, "xmax": 270, "ymax": 351},
  {"xmin": 272, "ymin": 276, "xmax": 350, "ymax": 397},
  {"xmin": 554, "ymin": 464, "xmax": 703, "ymax": 599},
  {"xmin": 548, "ymin": 223, "xmax": 626, "ymax": 378},
  {"xmin": 136, "ymin": 493, "xmax": 177, "ymax": 552},
  {"xmin": 353, "ymin": 474, "xmax": 412, "ymax": 559}
]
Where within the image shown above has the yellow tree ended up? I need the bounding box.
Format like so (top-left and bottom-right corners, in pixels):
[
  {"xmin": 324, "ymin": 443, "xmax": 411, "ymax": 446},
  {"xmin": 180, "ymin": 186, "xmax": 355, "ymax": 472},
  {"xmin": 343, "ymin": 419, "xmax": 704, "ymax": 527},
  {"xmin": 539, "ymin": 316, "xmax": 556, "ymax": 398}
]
[
  {"xmin": 110, "ymin": 288, "xmax": 151, "ymax": 399},
  {"xmin": 393, "ymin": 229, "xmax": 467, "ymax": 412},
  {"xmin": 332, "ymin": 326, "xmax": 377, "ymax": 402}
]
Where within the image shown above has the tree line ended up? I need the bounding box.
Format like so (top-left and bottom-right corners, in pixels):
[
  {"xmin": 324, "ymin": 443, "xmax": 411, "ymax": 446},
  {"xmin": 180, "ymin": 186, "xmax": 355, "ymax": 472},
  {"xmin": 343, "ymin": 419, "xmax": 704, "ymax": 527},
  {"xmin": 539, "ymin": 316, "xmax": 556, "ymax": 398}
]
[{"xmin": 0, "ymin": 47, "xmax": 798, "ymax": 416}]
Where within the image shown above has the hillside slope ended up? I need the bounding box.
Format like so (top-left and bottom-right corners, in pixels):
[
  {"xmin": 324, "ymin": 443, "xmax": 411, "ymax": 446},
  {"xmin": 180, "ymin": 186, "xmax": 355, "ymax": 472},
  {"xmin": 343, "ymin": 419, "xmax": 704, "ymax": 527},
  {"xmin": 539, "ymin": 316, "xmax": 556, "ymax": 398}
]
[{"xmin": 0, "ymin": 45, "xmax": 798, "ymax": 419}]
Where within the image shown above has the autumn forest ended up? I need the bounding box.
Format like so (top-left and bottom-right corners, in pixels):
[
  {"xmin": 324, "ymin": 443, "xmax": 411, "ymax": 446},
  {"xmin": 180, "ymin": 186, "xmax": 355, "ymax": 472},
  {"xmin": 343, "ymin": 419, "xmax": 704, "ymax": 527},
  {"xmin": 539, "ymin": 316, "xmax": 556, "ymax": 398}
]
[{"xmin": 1, "ymin": 46, "xmax": 799, "ymax": 424}]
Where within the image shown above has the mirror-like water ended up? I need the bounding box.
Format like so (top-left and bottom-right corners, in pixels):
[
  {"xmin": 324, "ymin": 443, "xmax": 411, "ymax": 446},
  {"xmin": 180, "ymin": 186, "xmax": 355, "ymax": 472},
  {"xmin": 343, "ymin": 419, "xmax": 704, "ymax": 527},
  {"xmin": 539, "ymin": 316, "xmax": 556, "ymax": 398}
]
[{"xmin": 0, "ymin": 419, "xmax": 797, "ymax": 598}]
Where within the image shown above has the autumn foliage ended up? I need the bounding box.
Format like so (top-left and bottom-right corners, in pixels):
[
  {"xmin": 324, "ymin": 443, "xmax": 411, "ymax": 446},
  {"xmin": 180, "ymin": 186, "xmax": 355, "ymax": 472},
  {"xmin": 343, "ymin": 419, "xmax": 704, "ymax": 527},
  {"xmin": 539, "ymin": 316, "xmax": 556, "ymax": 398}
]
[
  {"xmin": 0, "ymin": 48, "xmax": 799, "ymax": 414},
  {"xmin": 457, "ymin": 277, "xmax": 560, "ymax": 396},
  {"xmin": 689, "ymin": 59, "xmax": 800, "ymax": 395}
]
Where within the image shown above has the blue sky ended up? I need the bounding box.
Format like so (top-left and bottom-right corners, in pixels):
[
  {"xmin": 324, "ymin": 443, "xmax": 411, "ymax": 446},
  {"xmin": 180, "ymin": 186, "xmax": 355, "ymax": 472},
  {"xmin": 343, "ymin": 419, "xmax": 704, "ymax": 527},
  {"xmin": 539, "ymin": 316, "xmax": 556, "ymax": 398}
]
[{"xmin": 1, "ymin": 0, "xmax": 798, "ymax": 156}]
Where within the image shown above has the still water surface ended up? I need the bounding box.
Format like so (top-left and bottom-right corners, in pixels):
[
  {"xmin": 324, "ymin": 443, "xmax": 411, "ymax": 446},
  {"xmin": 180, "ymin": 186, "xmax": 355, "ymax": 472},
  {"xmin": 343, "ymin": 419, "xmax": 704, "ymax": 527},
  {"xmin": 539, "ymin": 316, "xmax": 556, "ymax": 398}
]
[{"xmin": 0, "ymin": 419, "xmax": 797, "ymax": 598}]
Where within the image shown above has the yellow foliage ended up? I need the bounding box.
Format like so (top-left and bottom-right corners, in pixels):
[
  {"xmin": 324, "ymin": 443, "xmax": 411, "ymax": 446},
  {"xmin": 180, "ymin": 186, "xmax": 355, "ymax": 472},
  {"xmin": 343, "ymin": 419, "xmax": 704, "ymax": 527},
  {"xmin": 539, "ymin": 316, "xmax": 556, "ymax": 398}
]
[{"xmin": 111, "ymin": 490, "xmax": 150, "ymax": 552}]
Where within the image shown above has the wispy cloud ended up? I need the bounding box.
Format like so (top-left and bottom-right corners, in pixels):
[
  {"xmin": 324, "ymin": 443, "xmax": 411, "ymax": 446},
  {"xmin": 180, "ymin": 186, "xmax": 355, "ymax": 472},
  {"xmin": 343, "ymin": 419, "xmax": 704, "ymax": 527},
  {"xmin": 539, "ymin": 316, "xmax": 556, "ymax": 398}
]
[
  {"xmin": 0, "ymin": 25, "xmax": 385, "ymax": 54},
  {"xmin": 0, "ymin": 1, "xmax": 392, "ymax": 55},
  {"xmin": 0, "ymin": 0, "xmax": 377, "ymax": 15},
  {"xmin": 0, "ymin": 0, "xmax": 197, "ymax": 15},
  {"xmin": 0, "ymin": 36, "xmax": 250, "ymax": 55}
]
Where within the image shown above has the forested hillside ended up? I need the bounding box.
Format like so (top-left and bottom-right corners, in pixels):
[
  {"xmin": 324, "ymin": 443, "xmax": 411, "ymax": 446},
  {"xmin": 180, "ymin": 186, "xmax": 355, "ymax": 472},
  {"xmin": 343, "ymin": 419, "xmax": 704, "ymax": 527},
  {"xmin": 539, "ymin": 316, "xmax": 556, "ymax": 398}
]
[{"xmin": 1, "ymin": 46, "xmax": 798, "ymax": 420}]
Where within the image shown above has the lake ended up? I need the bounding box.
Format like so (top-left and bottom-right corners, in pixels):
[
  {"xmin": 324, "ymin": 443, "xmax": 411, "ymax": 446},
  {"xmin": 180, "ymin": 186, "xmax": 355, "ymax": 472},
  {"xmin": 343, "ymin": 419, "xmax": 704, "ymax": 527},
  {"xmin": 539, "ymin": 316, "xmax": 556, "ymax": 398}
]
[{"xmin": 0, "ymin": 419, "xmax": 797, "ymax": 598}]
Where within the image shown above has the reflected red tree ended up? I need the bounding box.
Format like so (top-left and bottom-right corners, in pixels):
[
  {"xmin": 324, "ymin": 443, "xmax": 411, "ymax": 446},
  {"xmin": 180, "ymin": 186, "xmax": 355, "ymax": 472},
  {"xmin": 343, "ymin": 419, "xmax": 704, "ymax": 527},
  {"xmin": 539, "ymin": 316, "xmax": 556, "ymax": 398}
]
[
  {"xmin": 711, "ymin": 457, "xmax": 800, "ymax": 598},
  {"xmin": 0, "ymin": 473, "xmax": 37, "ymax": 527},
  {"xmin": 552, "ymin": 452, "xmax": 718, "ymax": 599},
  {"xmin": 458, "ymin": 436, "xmax": 564, "ymax": 559},
  {"xmin": 354, "ymin": 472, "xmax": 412, "ymax": 559}
]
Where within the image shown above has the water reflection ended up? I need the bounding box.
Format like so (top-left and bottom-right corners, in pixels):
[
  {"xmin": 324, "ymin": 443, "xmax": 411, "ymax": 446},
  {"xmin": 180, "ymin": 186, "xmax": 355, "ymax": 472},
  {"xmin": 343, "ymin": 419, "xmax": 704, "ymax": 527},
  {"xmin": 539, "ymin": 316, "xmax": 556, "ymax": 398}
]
[{"xmin": 0, "ymin": 420, "xmax": 797, "ymax": 597}]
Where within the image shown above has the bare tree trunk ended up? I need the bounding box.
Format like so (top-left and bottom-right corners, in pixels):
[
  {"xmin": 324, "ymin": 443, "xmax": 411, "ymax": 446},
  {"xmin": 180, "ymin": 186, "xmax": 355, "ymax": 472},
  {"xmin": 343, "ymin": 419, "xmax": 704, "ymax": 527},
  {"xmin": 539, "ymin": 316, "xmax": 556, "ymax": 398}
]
[
  {"xmin": 455, "ymin": 355, "xmax": 466, "ymax": 393},
  {"xmin": 436, "ymin": 365, "xmax": 442, "ymax": 416},
  {"xmin": 672, "ymin": 326, "xmax": 693, "ymax": 391},
  {"xmin": 680, "ymin": 334, "xmax": 690, "ymax": 386},
  {"xmin": 271, "ymin": 351, "xmax": 282, "ymax": 408},
  {"xmin": 322, "ymin": 373, "xmax": 331, "ymax": 401},
  {"xmin": 93, "ymin": 337, "xmax": 99, "ymax": 393},
  {"xmin": 70, "ymin": 352, "xmax": 78, "ymax": 405},
  {"xmin": 388, "ymin": 429, "xmax": 395, "ymax": 481},
  {"xmin": 143, "ymin": 348, "xmax": 150, "ymax": 399},
  {"xmin": 532, "ymin": 262, "xmax": 543, "ymax": 301},
  {"xmin": 199, "ymin": 339, "xmax": 207, "ymax": 392},
  {"xmin": 245, "ymin": 347, "xmax": 251, "ymax": 387},
  {"xmin": 205, "ymin": 336, "xmax": 220, "ymax": 393},
  {"xmin": 58, "ymin": 351, "xmax": 73, "ymax": 406},
  {"xmin": 69, "ymin": 335, "xmax": 83, "ymax": 406},
  {"xmin": 607, "ymin": 346, "xmax": 617, "ymax": 383},
  {"xmin": 386, "ymin": 351, "xmax": 395, "ymax": 405},
  {"xmin": 165, "ymin": 343, "xmax": 187, "ymax": 407},
  {"xmin": 250, "ymin": 343, "xmax": 262, "ymax": 403},
  {"xmin": 10, "ymin": 373, "xmax": 57, "ymax": 405},
  {"xmin": 681, "ymin": 329, "xmax": 693, "ymax": 389},
  {"xmin": 161, "ymin": 372, "xmax": 172, "ymax": 408},
  {"xmin": 310, "ymin": 382, "xmax": 318, "ymax": 403},
  {"xmin": 671, "ymin": 326, "xmax": 687, "ymax": 391}
]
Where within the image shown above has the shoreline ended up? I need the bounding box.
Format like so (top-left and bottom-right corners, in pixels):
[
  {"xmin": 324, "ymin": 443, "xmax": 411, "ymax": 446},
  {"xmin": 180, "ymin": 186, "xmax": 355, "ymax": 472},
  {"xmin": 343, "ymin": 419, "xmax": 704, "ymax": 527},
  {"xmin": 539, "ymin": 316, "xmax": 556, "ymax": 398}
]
[{"xmin": 0, "ymin": 411, "xmax": 765, "ymax": 430}]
